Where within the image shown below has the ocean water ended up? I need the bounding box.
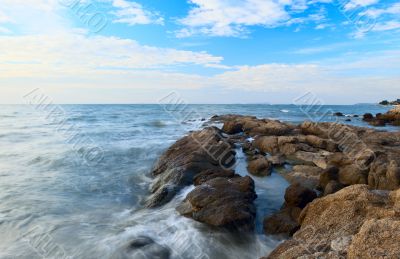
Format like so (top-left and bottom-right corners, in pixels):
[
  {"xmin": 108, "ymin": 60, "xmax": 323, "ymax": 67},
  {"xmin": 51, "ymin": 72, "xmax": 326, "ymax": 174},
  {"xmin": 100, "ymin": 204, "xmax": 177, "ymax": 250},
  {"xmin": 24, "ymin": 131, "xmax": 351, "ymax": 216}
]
[{"xmin": 0, "ymin": 104, "xmax": 395, "ymax": 259}]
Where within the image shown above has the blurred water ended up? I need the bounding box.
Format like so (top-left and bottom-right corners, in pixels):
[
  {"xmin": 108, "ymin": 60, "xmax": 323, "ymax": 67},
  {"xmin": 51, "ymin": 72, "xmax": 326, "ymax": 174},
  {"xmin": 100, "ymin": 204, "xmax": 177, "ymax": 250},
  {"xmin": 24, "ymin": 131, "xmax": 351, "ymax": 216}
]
[{"xmin": 0, "ymin": 104, "xmax": 395, "ymax": 259}]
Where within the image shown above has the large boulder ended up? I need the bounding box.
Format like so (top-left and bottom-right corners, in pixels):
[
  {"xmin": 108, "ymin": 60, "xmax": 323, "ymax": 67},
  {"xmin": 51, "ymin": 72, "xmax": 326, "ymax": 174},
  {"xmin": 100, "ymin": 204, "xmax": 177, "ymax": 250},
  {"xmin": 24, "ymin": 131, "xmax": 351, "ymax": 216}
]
[
  {"xmin": 177, "ymin": 176, "xmax": 257, "ymax": 230},
  {"xmin": 266, "ymin": 185, "xmax": 400, "ymax": 258},
  {"xmin": 282, "ymin": 165, "xmax": 323, "ymax": 189},
  {"xmin": 284, "ymin": 183, "xmax": 317, "ymax": 209},
  {"xmin": 145, "ymin": 127, "xmax": 236, "ymax": 208}
]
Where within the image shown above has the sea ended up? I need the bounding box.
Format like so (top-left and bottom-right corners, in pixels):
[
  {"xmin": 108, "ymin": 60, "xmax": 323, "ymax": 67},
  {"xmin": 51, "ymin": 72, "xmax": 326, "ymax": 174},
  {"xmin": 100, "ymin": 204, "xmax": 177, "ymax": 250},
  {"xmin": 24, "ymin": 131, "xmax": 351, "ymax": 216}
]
[{"xmin": 0, "ymin": 104, "xmax": 396, "ymax": 259}]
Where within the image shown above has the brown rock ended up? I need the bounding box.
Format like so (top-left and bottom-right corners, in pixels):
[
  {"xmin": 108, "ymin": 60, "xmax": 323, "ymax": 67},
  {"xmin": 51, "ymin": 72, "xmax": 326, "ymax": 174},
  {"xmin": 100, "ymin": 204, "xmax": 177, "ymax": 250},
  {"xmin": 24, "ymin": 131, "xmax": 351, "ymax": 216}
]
[
  {"xmin": 222, "ymin": 121, "xmax": 243, "ymax": 134},
  {"xmin": 323, "ymin": 180, "xmax": 344, "ymax": 196},
  {"xmin": 177, "ymin": 176, "xmax": 257, "ymax": 230},
  {"xmin": 247, "ymin": 157, "xmax": 272, "ymax": 176},
  {"xmin": 266, "ymin": 185, "xmax": 400, "ymax": 258},
  {"xmin": 338, "ymin": 164, "xmax": 368, "ymax": 185},
  {"xmin": 193, "ymin": 169, "xmax": 236, "ymax": 186},
  {"xmin": 263, "ymin": 207, "xmax": 301, "ymax": 236},
  {"xmin": 319, "ymin": 166, "xmax": 339, "ymax": 189},
  {"xmin": 284, "ymin": 183, "xmax": 317, "ymax": 209},
  {"xmin": 145, "ymin": 127, "xmax": 235, "ymax": 208}
]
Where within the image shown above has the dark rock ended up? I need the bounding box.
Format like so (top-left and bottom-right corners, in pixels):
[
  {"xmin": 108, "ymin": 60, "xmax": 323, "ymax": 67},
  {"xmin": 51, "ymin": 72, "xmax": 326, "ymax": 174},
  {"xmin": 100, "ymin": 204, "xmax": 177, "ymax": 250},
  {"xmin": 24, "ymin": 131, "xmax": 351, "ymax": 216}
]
[
  {"xmin": 222, "ymin": 121, "xmax": 243, "ymax": 134},
  {"xmin": 145, "ymin": 127, "xmax": 236, "ymax": 208},
  {"xmin": 177, "ymin": 176, "xmax": 257, "ymax": 230},
  {"xmin": 267, "ymin": 154, "xmax": 286, "ymax": 166},
  {"xmin": 247, "ymin": 157, "xmax": 272, "ymax": 176},
  {"xmin": 263, "ymin": 207, "xmax": 301, "ymax": 236},
  {"xmin": 333, "ymin": 112, "xmax": 344, "ymax": 116},
  {"xmin": 345, "ymin": 119, "xmax": 351, "ymax": 122},
  {"xmin": 113, "ymin": 236, "xmax": 170, "ymax": 259},
  {"xmin": 284, "ymin": 183, "xmax": 317, "ymax": 209},
  {"xmin": 319, "ymin": 166, "xmax": 339, "ymax": 189},
  {"xmin": 193, "ymin": 169, "xmax": 236, "ymax": 186},
  {"xmin": 363, "ymin": 113, "xmax": 374, "ymax": 121},
  {"xmin": 323, "ymin": 180, "xmax": 344, "ymax": 195}
]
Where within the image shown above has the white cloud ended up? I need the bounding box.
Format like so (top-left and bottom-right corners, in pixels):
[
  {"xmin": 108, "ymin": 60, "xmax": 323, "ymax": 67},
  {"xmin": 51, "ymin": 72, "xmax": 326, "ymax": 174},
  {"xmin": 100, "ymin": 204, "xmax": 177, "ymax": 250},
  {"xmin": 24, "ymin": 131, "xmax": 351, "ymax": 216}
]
[
  {"xmin": 177, "ymin": 0, "xmax": 291, "ymax": 37},
  {"xmin": 372, "ymin": 20, "xmax": 400, "ymax": 31},
  {"xmin": 344, "ymin": 0, "xmax": 379, "ymax": 10},
  {"xmin": 361, "ymin": 2, "xmax": 400, "ymax": 18},
  {"xmin": 111, "ymin": 0, "xmax": 164, "ymax": 26},
  {"xmin": 0, "ymin": 33, "xmax": 223, "ymax": 79}
]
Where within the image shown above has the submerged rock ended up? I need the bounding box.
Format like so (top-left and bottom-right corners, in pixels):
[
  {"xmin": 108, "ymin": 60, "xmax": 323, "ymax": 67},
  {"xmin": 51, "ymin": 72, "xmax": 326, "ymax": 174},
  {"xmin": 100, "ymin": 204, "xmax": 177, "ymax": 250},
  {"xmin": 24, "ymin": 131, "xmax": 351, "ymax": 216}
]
[
  {"xmin": 177, "ymin": 176, "xmax": 257, "ymax": 230},
  {"xmin": 112, "ymin": 236, "xmax": 170, "ymax": 259}
]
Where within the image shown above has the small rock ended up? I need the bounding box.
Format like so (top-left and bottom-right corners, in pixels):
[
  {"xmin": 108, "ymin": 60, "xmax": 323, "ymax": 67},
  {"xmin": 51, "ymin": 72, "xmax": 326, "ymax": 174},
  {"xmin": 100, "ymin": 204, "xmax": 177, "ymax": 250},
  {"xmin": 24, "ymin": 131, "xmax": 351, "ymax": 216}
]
[{"xmin": 247, "ymin": 157, "xmax": 272, "ymax": 176}]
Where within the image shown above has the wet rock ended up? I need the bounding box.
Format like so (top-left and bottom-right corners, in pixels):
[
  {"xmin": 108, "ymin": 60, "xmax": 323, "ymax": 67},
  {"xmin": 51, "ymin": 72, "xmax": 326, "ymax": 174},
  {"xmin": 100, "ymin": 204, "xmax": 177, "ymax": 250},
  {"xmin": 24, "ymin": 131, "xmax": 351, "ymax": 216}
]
[
  {"xmin": 145, "ymin": 127, "xmax": 236, "ymax": 208},
  {"xmin": 177, "ymin": 176, "xmax": 257, "ymax": 230},
  {"xmin": 247, "ymin": 156, "xmax": 272, "ymax": 176},
  {"xmin": 193, "ymin": 169, "xmax": 236, "ymax": 186},
  {"xmin": 266, "ymin": 185, "xmax": 400, "ymax": 258},
  {"xmin": 263, "ymin": 207, "xmax": 301, "ymax": 236},
  {"xmin": 333, "ymin": 112, "xmax": 344, "ymax": 117},
  {"xmin": 284, "ymin": 183, "xmax": 317, "ymax": 209},
  {"xmin": 222, "ymin": 121, "xmax": 243, "ymax": 134},
  {"xmin": 113, "ymin": 236, "xmax": 170, "ymax": 259},
  {"xmin": 363, "ymin": 113, "xmax": 374, "ymax": 121},
  {"xmin": 263, "ymin": 183, "xmax": 316, "ymax": 237}
]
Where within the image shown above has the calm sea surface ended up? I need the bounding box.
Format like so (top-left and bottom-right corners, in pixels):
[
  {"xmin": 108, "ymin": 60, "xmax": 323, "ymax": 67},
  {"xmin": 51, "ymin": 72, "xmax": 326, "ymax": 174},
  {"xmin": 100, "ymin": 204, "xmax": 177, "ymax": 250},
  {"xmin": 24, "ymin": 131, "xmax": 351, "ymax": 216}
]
[{"xmin": 0, "ymin": 104, "xmax": 395, "ymax": 258}]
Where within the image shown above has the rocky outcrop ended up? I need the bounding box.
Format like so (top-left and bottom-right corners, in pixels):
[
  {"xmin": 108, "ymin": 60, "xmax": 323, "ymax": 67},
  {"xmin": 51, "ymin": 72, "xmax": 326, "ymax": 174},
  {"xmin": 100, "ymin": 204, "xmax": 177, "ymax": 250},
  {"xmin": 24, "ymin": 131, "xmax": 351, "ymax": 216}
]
[
  {"xmin": 263, "ymin": 183, "xmax": 317, "ymax": 236},
  {"xmin": 266, "ymin": 185, "xmax": 400, "ymax": 258},
  {"xmin": 145, "ymin": 127, "xmax": 236, "ymax": 208},
  {"xmin": 363, "ymin": 106, "xmax": 400, "ymax": 127},
  {"xmin": 177, "ymin": 176, "xmax": 257, "ymax": 230}
]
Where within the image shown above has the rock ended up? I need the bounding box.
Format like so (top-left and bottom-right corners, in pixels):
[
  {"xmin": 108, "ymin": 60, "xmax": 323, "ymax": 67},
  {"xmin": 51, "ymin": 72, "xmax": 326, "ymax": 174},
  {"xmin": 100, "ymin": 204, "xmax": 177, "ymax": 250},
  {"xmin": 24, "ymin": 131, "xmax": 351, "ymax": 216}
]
[
  {"xmin": 177, "ymin": 176, "xmax": 257, "ymax": 230},
  {"xmin": 266, "ymin": 185, "xmax": 400, "ymax": 258},
  {"xmin": 363, "ymin": 113, "xmax": 374, "ymax": 121},
  {"xmin": 347, "ymin": 218, "xmax": 400, "ymax": 258},
  {"xmin": 145, "ymin": 127, "xmax": 236, "ymax": 208},
  {"xmin": 319, "ymin": 166, "xmax": 339, "ymax": 189},
  {"xmin": 113, "ymin": 236, "xmax": 170, "ymax": 259},
  {"xmin": 282, "ymin": 165, "xmax": 323, "ymax": 189},
  {"xmin": 323, "ymin": 180, "xmax": 344, "ymax": 195},
  {"xmin": 263, "ymin": 207, "xmax": 301, "ymax": 236},
  {"xmin": 294, "ymin": 150, "xmax": 330, "ymax": 169},
  {"xmin": 254, "ymin": 136, "xmax": 279, "ymax": 154},
  {"xmin": 247, "ymin": 157, "xmax": 272, "ymax": 176},
  {"xmin": 284, "ymin": 183, "xmax": 317, "ymax": 209},
  {"xmin": 345, "ymin": 118, "xmax": 351, "ymax": 122},
  {"xmin": 379, "ymin": 100, "xmax": 389, "ymax": 105},
  {"xmin": 193, "ymin": 169, "xmax": 236, "ymax": 186},
  {"xmin": 222, "ymin": 121, "xmax": 243, "ymax": 134},
  {"xmin": 267, "ymin": 154, "xmax": 286, "ymax": 166},
  {"xmin": 333, "ymin": 112, "xmax": 344, "ymax": 116},
  {"xmin": 263, "ymin": 183, "xmax": 316, "ymax": 237},
  {"xmin": 338, "ymin": 164, "xmax": 368, "ymax": 185},
  {"xmin": 368, "ymin": 156, "xmax": 400, "ymax": 190}
]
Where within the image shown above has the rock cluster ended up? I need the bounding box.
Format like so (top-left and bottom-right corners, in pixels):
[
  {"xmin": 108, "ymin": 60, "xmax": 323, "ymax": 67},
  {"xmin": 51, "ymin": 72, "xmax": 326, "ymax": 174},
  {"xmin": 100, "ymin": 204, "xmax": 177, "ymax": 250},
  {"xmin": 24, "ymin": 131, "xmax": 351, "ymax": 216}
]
[
  {"xmin": 144, "ymin": 114, "xmax": 400, "ymax": 257},
  {"xmin": 363, "ymin": 106, "xmax": 400, "ymax": 127},
  {"xmin": 266, "ymin": 185, "xmax": 400, "ymax": 259}
]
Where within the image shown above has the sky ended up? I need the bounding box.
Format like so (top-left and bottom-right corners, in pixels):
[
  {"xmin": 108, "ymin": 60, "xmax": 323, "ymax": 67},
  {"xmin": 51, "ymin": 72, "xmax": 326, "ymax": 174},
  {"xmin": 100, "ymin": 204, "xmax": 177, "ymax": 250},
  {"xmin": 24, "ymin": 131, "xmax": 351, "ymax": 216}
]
[{"xmin": 0, "ymin": 0, "xmax": 399, "ymax": 104}]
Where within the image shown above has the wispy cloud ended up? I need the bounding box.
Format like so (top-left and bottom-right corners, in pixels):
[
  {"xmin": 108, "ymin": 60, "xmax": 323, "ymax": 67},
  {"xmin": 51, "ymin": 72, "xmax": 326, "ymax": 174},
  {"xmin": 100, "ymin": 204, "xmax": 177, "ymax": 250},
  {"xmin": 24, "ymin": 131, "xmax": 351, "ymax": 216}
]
[
  {"xmin": 111, "ymin": 0, "xmax": 164, "ymax": 26},
  {"xmin": 344, "ymin": 0, "xmax": 379, "ymax": 11}
]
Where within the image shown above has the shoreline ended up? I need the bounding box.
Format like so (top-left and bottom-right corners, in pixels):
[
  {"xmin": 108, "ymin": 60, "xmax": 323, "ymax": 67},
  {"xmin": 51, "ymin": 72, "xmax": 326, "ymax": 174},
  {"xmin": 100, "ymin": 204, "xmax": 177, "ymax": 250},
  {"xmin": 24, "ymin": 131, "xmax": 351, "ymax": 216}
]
[{"xmin": 142, "ymin": 114, "xmax": 400, "ymax": 258}]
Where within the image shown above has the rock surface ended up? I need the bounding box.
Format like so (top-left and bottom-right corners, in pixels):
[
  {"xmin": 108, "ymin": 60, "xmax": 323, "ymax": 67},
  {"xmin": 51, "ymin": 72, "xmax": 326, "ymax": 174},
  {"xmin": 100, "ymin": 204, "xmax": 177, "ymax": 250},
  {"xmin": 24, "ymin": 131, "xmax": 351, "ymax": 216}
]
[
  {"xmin": 177, "ymin": 176, "xmax": 257, "ymax": 230},
  {"xmin": 145, "ymin": 127, "xmax": 236, "ymax": 208},
  {"xmin": 266, "ymin": 185, "xmax": 400, "ymax": 258}
]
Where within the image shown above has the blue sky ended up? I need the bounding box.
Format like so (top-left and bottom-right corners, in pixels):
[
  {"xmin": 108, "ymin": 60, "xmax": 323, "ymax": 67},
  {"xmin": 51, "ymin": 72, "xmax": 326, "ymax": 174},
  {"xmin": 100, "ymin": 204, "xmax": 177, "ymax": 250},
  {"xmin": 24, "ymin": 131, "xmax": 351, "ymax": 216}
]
[{"xmin": 0, "ymin": 0, "xmax": 399, "ymax": 104}]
